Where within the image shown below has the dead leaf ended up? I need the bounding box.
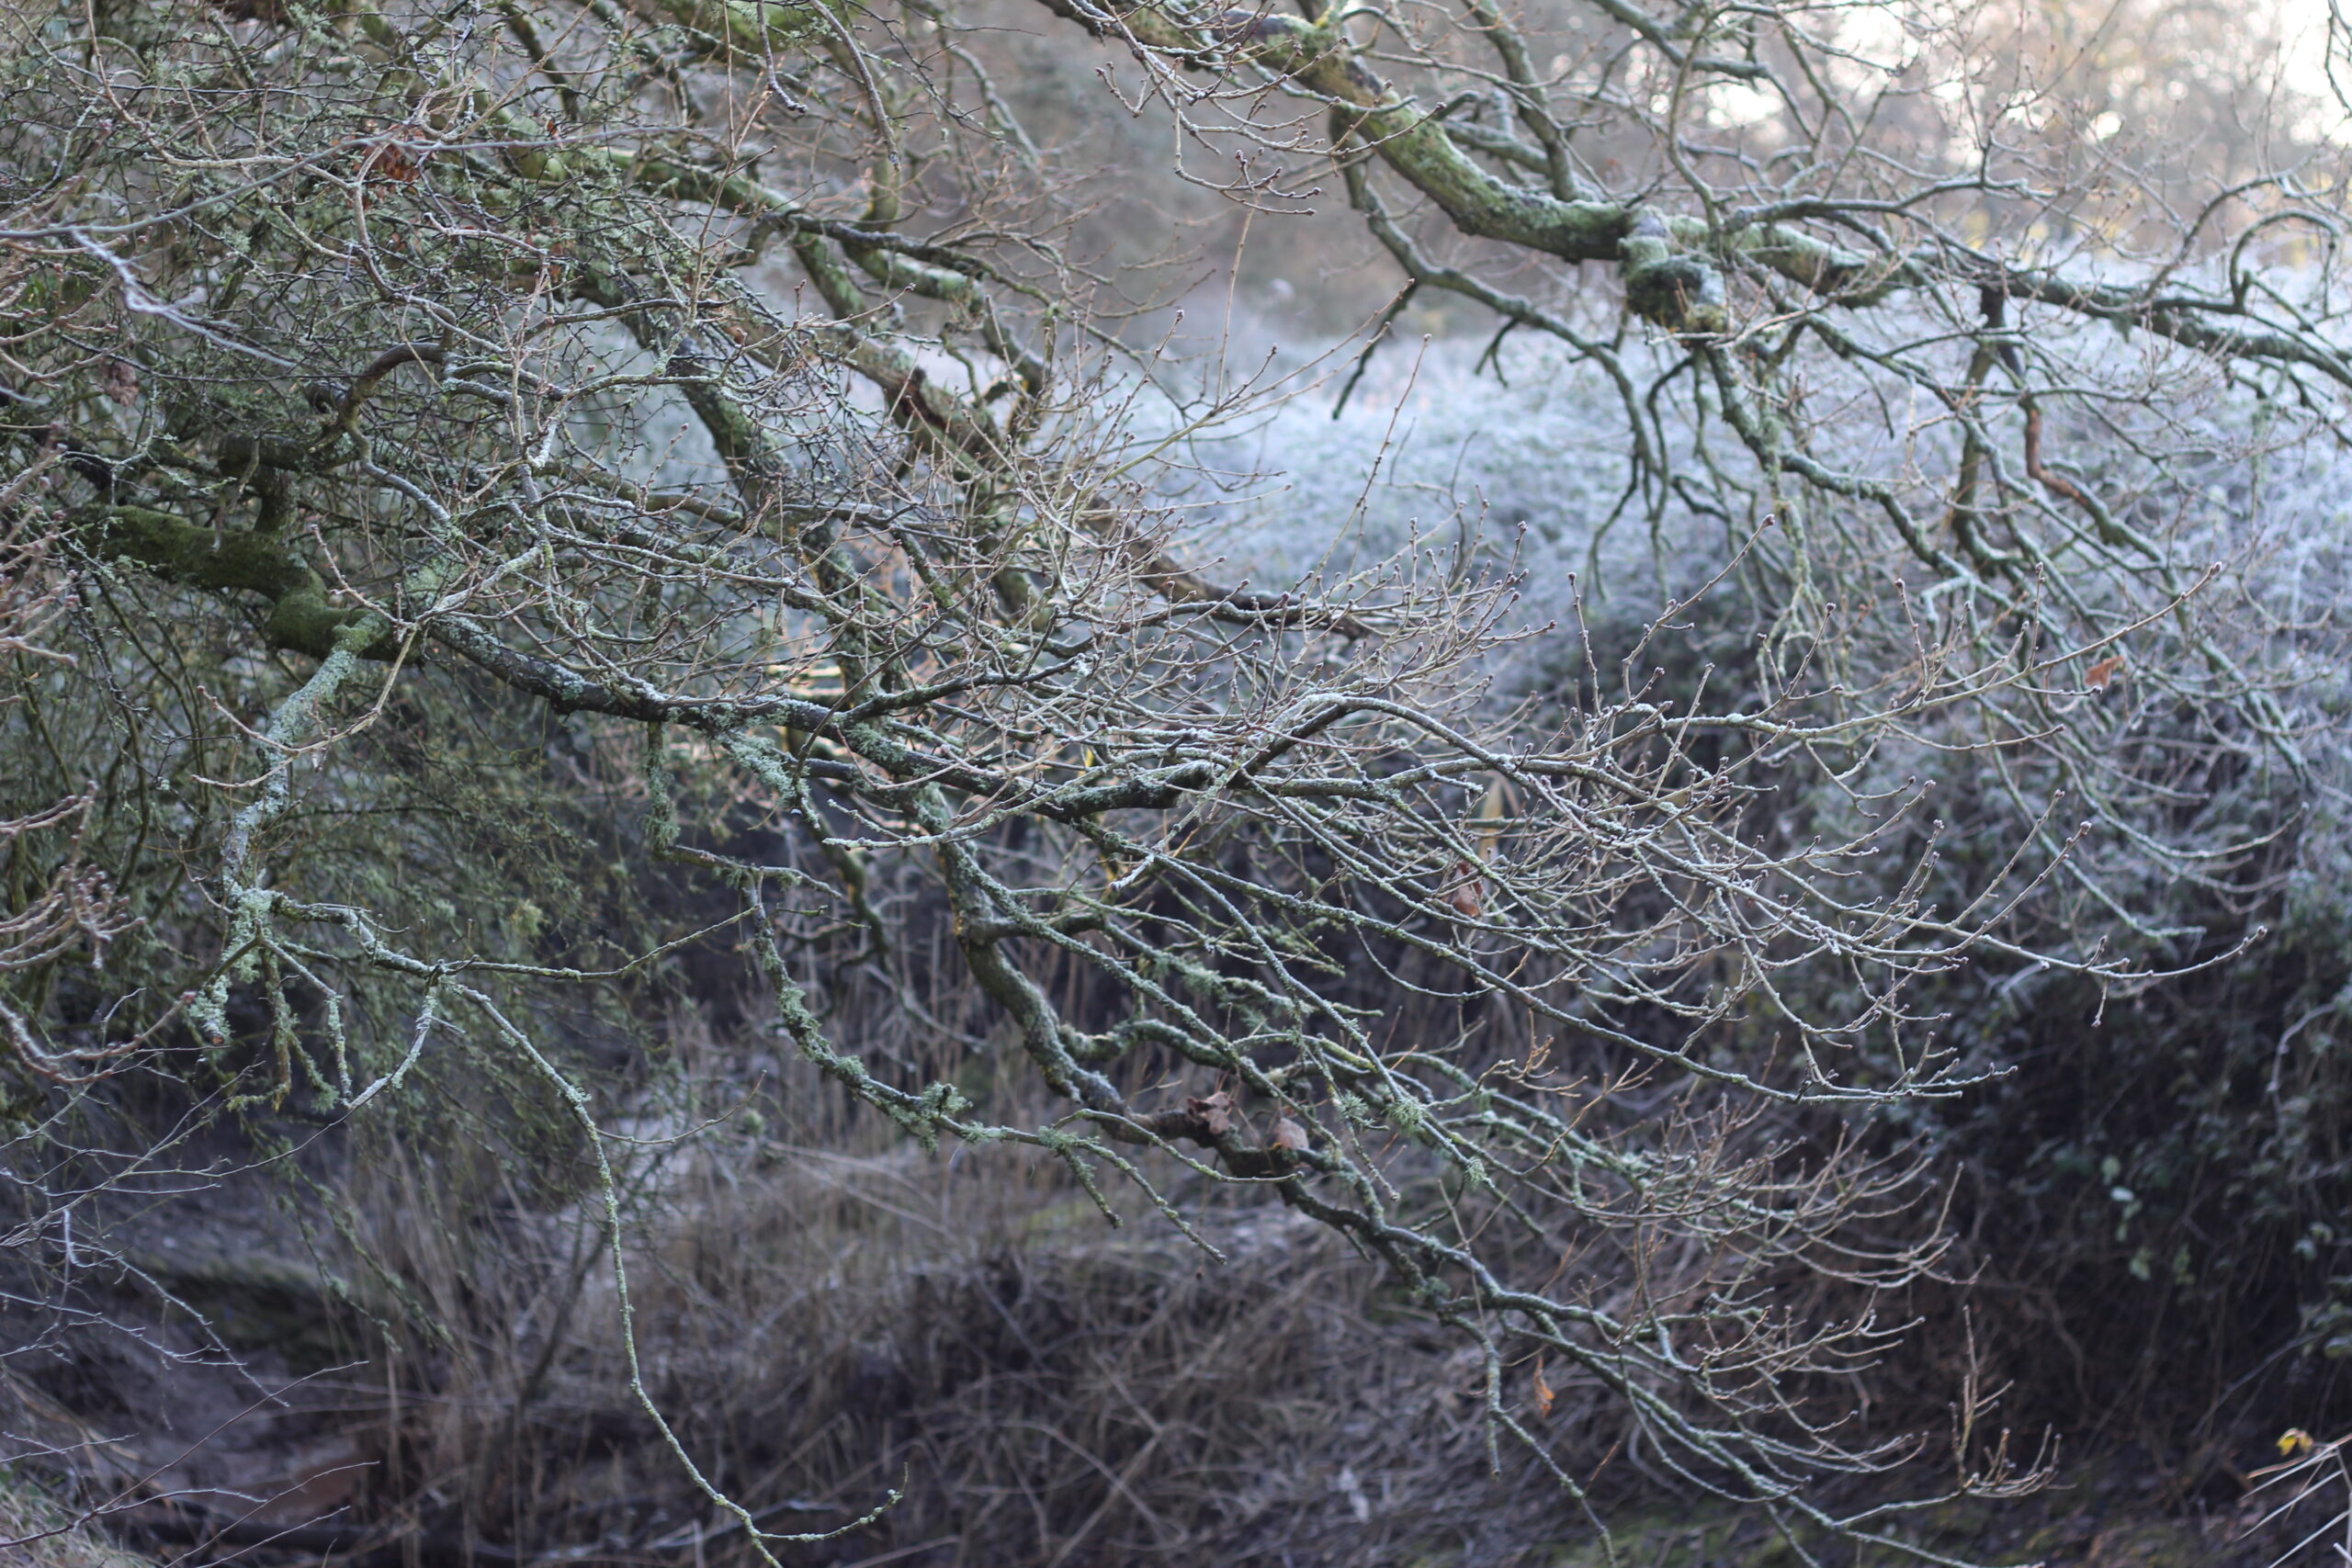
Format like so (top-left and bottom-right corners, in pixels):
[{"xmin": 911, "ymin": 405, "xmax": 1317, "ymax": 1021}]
[
  {"xmin": 2085, "ymin": 654, "xmax": 2125, "ymax": 692},
  {"xmin": 1440, "ymin": 859, "xmax": 1485, "ymax": 920},
  {"xmin": 1532, "ymin": 1355, "xmax": 1556, "ymax": 1419},
  {"xmin": 362, "ymin": 136, "xmax": 422, "ymax": 184},
  {"xmin": 103, "ymin": 359, "xmax": 139, "ymax": 407},
  {"xmin": 1271, "ymin": 1116, "xmax": 1309, "ymax": 1152},
  {"xmin": 1187, "ymin": 1091, "xmax": 1235, "ymax": 1138},
  {"xmin": 1474, "ymin": 776, "xmax": 1508, "ymax": 862}
]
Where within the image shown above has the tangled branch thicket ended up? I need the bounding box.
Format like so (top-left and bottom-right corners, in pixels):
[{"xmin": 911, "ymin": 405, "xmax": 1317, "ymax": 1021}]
[{"xmin": 0, "ymin": 0, "xmax": 2346, "ymax": 1562}]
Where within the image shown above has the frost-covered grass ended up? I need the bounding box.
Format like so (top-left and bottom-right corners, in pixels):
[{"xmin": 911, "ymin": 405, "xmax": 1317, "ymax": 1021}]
[
  {"xmin": 1168, "ymin": 337, "xmax": 1643, "ymax": 584},
  {"xmin": 1156, "ymin": 320, "xmax": 2352, "ymax": 711}
]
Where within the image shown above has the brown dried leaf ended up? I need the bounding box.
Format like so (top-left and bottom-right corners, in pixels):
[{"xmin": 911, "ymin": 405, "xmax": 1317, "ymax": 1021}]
[
  {"xmin": 1440, "ymin": 859, "xmax": 1485, "ymax": 920},
  {"xmin": 1532, "ymin": 1355, "xmax": 1556, "ymax": 1419},
  {"xmin": 363, "ymin": 138, "xmax": 422, "ymax": 183},
  {"xmin": 2085, "ymin": 654, "xmax": 2125, "ymax": 692},
  {"xmin": 1187, "ymin": 1091, "xmax": 1235, "ymax": 1138},
  {"xmin": 1271, "ymin": 1116, "xmax": 1309, "ymax": 1152}
]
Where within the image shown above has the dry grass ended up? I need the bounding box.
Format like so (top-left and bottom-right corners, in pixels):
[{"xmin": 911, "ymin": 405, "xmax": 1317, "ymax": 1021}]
[
  {"xmin": 339, "ymin": 1109, "xmax": 1613, "ymax": 1567},
  {"xmin": 0, "ymin": 1088, "xmax": 2320, "ymax": 1568}
]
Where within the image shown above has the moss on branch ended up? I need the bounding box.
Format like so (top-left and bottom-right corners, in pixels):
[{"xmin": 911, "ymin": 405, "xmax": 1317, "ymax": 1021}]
[{"xmin": 85, "ymin": 505, "xmax": 393, "ymax": 660}]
